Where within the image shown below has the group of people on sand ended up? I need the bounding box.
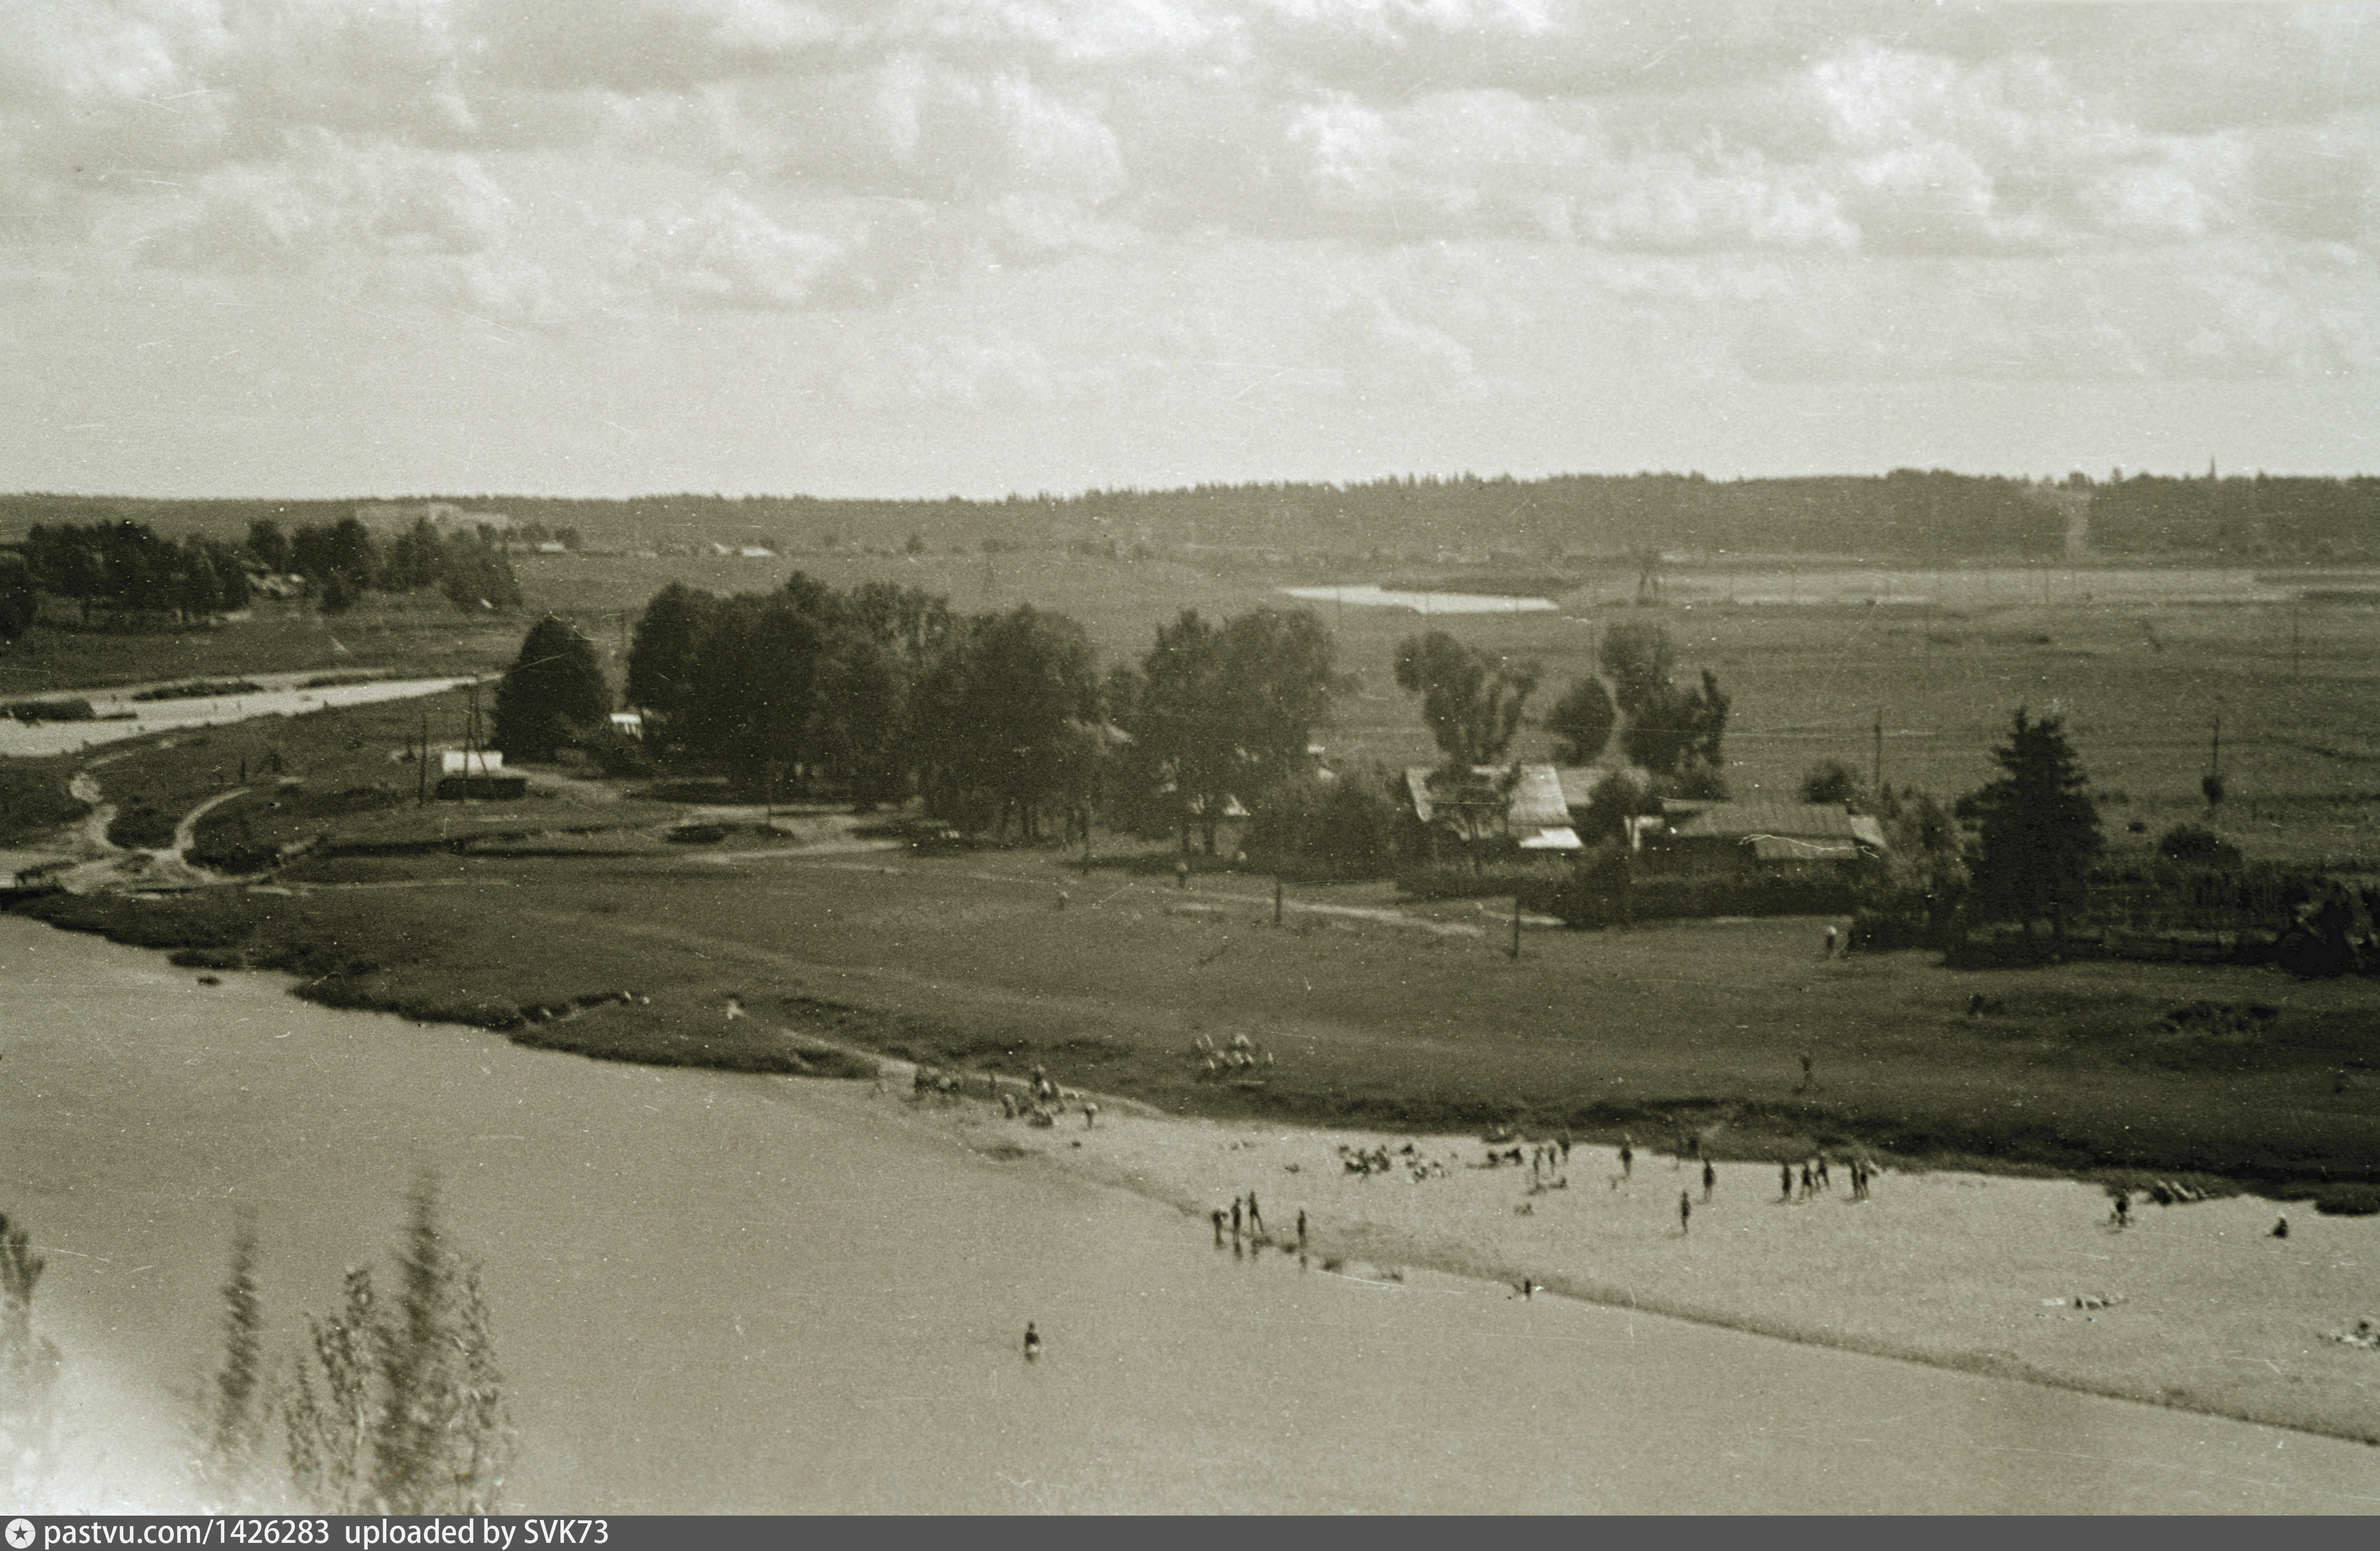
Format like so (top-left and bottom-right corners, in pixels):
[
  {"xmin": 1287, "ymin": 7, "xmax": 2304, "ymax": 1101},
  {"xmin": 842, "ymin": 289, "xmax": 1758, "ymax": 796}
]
[
  {"xmin": 987, "ymin": 1063, "xmax": 1098, "ymax": 1129},
  {"xmin": 1208, "ymin": 1192, "xmax": 1308, "ymax": 1253},
  {"xmin": 1779, "ymin": 1154, "xmax": 1874, "ymax": 1202},
  {"xmin": 1342, "ymin": 1140, "xmax": 1444, "ymax": 1180}
]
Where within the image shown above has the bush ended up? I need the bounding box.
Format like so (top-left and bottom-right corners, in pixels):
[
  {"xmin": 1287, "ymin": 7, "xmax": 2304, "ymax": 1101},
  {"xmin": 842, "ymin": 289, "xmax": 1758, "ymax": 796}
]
[
  {"xmin": 2158, "ymin": 823, "xmax": 2243, "ymax": 869},
  {"xmin": 2313, "ymin": 1182, "xmax": 2380, "ymax": 1217},
  {"xmin": 1396, "ymin": 859, "xmax": 1570, "ymax": 903},
  {"xmin": 4, "ymin": 699, "xmax": 93, "ymax": 724},
  {"xmin": 1247, "ymin": 767, "xmax": 1402, "ymax": 881},
  {"xmin": 570, "ymin": 726, "xmax": 656, "ymax": 780},
  {"xmin": 1545, "ymin": 857, "xmax": 1859, "ymax": 928}
]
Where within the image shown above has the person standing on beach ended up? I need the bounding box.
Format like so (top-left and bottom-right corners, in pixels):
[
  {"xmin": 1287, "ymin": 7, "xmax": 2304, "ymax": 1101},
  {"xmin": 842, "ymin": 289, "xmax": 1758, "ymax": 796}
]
[
  {"xmin": 1296, "ymin": 1209, "xmax": 1308, "ymax": 1249},
  {"xmin": 1247, "ymin": 1192, "xmax": 1263, "ymax": 1235},
  {"xmin": 1211, "ymin": 1208, "xmax": 1226, "ymax": 1244},
  {"xmin": 1559, "ymin": 1130, "xmax": 1572, "ymax": 1165},
  {"xmin": 1816, "ymin": 1155, "xmax": 1831, "ymax": 1192},
  {"xmin": 1701, "ymin": 1159, "xmax": 1716, "ymax": 1202},
  {"xmin": 1231, "ymin": 1198, "xmax": 1242, "ymax": 1239},
  {"xmin": 1024, "ymin": 1323, "xmax": 1041, "ymax": 1361},
  {"xmin": 1780, "ymin": 1162, "xmax": 1794, "ymax": 1200},
  {"xmin": 1619, "ymin": 1141, "xmax": 1634, "ymax": 1178},
  {"xmin": 1678, "ymin": 1191, "xmax": 1692, "ymax": 1234}
]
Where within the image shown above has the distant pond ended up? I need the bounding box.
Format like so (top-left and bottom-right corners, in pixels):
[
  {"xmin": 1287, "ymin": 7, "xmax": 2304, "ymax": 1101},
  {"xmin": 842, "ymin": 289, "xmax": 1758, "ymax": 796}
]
[{"xmin": 1281, "ymin": 585, "xmax": 1558, "ymax": 615}]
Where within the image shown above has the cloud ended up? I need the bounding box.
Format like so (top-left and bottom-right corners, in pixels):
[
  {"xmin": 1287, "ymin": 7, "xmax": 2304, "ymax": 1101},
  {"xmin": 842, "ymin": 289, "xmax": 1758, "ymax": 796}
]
[
  {"xmin": 827, "ymin": 321, "xmax": 1114, "ymax": 409},
  {"xmin": 1729, "ymin": 240, "xmax": 2373, "ymax": 384},
  {"xmin": 1, "ymin": 0, "xmax": 2371, "ymax": 395}
]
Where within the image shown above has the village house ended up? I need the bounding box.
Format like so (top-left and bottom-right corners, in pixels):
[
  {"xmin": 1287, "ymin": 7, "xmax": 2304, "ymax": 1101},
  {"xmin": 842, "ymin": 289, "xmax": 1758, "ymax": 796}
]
[{"xmin": 1651, "ymin": 801, "xmax": 1889, "ymax": 877}]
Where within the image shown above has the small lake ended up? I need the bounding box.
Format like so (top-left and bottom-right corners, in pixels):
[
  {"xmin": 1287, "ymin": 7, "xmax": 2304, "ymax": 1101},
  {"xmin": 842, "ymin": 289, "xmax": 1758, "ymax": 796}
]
[
  {"xmin": 8, "ymin": 917, "xmax": 2379, "ymax": 1512},
  {"xmin": 1281, "ymin": 586, "xmax": 1557, "ymax": 615}
]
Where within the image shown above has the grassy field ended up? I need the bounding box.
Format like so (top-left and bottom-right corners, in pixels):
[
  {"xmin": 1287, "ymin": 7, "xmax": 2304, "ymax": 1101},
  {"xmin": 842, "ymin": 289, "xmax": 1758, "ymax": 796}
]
[
  {"xmin": 7, "ymin": 548, "xmax": 2380, "ymax": 1194},
  {"xmin": 19, "ymin": 826, "xmax": 2380, "ymax": 1189}
]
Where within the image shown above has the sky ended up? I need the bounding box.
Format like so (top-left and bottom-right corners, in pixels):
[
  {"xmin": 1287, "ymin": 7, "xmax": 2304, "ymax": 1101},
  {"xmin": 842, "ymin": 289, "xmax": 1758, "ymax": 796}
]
[{"xmin": 2, "ymin": 0, "xmax": 2375, "ymax": 500}]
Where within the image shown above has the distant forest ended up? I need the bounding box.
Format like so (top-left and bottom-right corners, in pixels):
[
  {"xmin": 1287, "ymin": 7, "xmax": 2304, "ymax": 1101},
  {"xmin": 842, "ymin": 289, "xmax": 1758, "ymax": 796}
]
[{"xmin": 3, "ymin": 469, "xmax": 2377, "ymax": 564}]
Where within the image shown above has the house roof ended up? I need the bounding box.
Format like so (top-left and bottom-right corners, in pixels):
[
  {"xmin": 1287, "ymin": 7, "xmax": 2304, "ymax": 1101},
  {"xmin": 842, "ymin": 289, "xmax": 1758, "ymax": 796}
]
[
  {"xmin": 1668, "ymin": 803, "xmax": 1890, "ymax": 857},
  {"xmin": 1404, "ymin": 764, "xmax": 1576, "ymax": 835},
  {"xmin": 1553, "ymin": 766, "xmax": 1631, "ymax": 810}
]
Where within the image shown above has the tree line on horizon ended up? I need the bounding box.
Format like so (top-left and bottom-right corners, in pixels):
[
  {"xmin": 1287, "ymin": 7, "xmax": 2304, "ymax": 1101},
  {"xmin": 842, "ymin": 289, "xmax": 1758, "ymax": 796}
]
[
  {"xmin": 13, "ymin": 467, "xmax": 2380, "ymax": 568},
  {"xmin": 0, "ymin": 513, "xmax": 521, "ymax": 638}
]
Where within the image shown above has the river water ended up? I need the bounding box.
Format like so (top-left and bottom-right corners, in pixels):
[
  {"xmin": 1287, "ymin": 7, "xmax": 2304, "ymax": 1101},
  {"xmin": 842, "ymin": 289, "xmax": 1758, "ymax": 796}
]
[
  {"xmin": 4, "ymin": 915, "xmax": 2375, "ymax": 1513},
  {"xmin": 0, "ymin": 677, "xmax": 479, "ymax": 760}
]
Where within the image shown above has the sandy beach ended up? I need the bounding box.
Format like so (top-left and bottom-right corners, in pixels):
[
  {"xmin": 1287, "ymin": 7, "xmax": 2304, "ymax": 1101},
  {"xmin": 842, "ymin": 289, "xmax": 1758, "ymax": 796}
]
[{"xmin": 896, "ymin": 1079, "xmax": 2380, "ymax": 1449}]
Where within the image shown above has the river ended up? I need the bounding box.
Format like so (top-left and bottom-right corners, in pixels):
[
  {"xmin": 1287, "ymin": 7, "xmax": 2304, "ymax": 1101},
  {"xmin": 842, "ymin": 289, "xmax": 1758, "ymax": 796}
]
[
  {"xmin": 4, "ymin": 915, "xmax": 2375, "ymax": 1513},
  {"xmin": 0, "ymin": 677, "xmax": 480, "ymax": 760}
]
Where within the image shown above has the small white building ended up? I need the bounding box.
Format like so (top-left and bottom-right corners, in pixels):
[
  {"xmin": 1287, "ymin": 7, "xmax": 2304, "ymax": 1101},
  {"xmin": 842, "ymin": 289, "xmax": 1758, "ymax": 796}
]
[{"xmin": 441, "ymin": 750, "xmax": 505, "ymax": 776}]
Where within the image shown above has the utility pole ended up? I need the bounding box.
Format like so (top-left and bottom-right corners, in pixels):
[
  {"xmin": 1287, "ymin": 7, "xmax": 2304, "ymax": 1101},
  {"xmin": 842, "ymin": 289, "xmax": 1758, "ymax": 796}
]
[{"xmin": 1873, "ymin": 710, "xmax": 1884, "ymax": 794}]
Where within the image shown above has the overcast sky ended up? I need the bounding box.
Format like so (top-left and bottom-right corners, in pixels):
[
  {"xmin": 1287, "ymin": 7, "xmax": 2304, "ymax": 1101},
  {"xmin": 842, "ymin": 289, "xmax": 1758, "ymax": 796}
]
[{"xmin": 4, "ymin": 1, "xmax": 2374, "ymax": 499}]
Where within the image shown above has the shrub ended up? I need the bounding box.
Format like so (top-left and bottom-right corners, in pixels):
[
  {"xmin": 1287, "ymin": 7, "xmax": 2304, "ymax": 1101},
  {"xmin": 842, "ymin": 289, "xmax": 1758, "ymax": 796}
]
[
  {"xmin": 4, "ymin": 699, "xmax": 94, "ymax": 724},
  {"xmin": 1247, "ymin": 767, "xmax": 1401, "ymax": 881},
  {"xmin": 275, "ymin": 1177, "xmax": 513, "ymax": 1514},
  {"xmin": 1546, "ymin": 857, "xmax": 1859, "ymax": 928},
  {"xmin": 1396, "ymin": 858, "xmax": 1570, "ymax": 903},
  {"xmin": 2313, "ymin": 1182, "xmax": 2380, "ymax": 1217},
  {"xmin": 2158, "ymin": 823, "xmax": 2242, "ymax": 869}
]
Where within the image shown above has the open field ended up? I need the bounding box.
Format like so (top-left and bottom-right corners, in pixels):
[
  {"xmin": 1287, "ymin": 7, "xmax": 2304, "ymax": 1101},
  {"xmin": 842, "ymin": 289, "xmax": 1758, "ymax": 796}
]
[
  {"xmin": 495, "ymin": 546, "xmax": 2380, "ymax": 867},
  {"xmin": 10, "ymin": 548, "xmax": 2377, "ymax": 866}
]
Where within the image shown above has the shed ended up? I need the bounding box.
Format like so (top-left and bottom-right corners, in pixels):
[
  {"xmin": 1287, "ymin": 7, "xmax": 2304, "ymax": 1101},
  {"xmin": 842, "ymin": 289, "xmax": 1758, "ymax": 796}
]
[{"xmin": 1665, "ymin": 803, "xmax": 1889, "ymax": 867}]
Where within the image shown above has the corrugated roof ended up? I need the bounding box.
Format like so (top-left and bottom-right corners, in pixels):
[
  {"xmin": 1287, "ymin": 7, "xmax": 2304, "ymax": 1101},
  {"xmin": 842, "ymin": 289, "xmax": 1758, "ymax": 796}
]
[
  {"xmin": 1670, "ymin": 802, "xmax": 1890, "ymax": 854},
  {"xmin": 1404, "ymin": 764, "xmax": 1574, "ymax": 833}
]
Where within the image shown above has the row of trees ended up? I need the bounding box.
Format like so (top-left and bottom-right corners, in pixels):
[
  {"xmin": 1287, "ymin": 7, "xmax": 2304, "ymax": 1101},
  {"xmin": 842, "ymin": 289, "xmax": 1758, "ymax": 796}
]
[
  {"xmin": 606, "ymin": 576, "xmax": 1358, "ymax": 844},
  {"xmin": 12, "ymin": 522, "xmax": 254, "ymax": 626},
  {"xmin": 1, "ymin": 514, "xmax": 522, "ymax": 633},
  {"xmin": 243, "ymin": 516, "xmax": 521, "ymax": 613}
]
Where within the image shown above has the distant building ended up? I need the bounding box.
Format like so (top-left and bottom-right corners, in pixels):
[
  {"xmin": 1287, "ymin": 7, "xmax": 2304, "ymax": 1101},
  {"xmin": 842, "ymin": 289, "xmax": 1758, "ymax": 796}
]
[
  {"xmin": 1659, "ymin": 802, "xmax": 1888, "ymax": 874},
  {"xmin": 1404, "ymin": 763, "xmax": 1583, "ymax": 852},
  {"xmin": 435, "ymin": 745, "xmax": 526, "ymax": 800}
]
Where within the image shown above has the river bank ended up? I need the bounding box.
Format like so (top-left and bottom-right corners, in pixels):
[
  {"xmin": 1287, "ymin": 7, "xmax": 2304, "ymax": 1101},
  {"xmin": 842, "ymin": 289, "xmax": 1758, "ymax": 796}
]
[
  {"xmin": 875, "ymin": 1070, "xmax": 2380, "ymax": 1451},
  {"xmin": 8, "ymin": 913, "xmax": 2380, "ymax": 1512}
]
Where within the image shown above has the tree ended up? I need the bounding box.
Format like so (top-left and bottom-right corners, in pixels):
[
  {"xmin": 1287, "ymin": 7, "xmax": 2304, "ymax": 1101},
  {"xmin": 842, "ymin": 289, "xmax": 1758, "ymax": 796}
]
[
  {"xmin": 437, "ymin": 538, "xmax": 520, "ymax": 613},
  {"xmin": 913, "ymin": 605, "xmax": 1100, "ymax": 837},
  {"xmin": 245, "ymin": 519, "xmax": 293, "ymax": 575},
  {"xmin": 624, "ymin": 583, "xmax": 715, "ymax": 727},
  {"xmin": 292, "ymin": 517, "xmax": 379, "ymax": 593},
  {"xmin": 1544, "ymin": 677, "xmax": 1616, "ymax": 765},
  {"xmin": 1799, "ymin": 759, "xmax": 1865, "ymax": 806},
  {"xmin": 492, "ymin": 616, "xmax": 610, "ymax": 759},
  {"xmin": 2157, "ymin": 823, "xmax": 2242, "ymax": 869},
  {"xmin": 1598, "ymin": 619, "xmax": 1676, "ymax": 718},
  {"xmin": 1620, "ymin": 670, "xmax": 1729, "ymax": 777},
  {"xmin": 1965, "ymin": 708, "xmax": 2102, "ymax": 935},
  {"xmin": 0, "ymin": 555, "xmax": 35, "ymax": 643},
  {"xmin": 1392, "ymin": 631, "xmax": 1541, "ymax": 767},
  {"xmin": 680, "ymin": 595, "xmax": 827, "ymax": 787}
]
